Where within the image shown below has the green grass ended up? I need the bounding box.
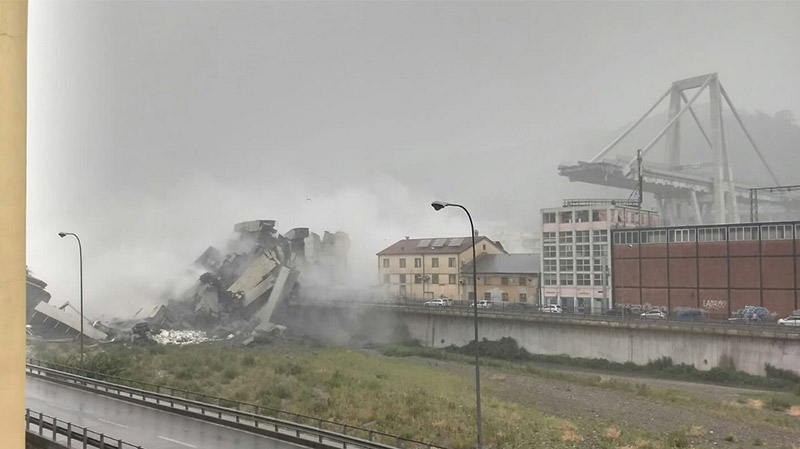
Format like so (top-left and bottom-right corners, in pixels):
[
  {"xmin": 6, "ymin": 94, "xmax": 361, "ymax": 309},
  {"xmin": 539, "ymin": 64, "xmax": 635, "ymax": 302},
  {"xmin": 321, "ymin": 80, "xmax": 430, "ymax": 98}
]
[
  {"xmin": 381, "ymin": 341, "xmax": 800, "ymax": 435},
  {"xmin": 34, "ymin": 343, "xmax": 610, "ymax": 449}
]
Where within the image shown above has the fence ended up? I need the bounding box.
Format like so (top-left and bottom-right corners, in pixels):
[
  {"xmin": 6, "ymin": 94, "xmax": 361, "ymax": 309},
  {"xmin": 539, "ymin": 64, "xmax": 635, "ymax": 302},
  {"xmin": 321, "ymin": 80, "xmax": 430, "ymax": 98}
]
[{"xmin": 26, "ymin": 408, "xmax": 142, "ymax": 449}]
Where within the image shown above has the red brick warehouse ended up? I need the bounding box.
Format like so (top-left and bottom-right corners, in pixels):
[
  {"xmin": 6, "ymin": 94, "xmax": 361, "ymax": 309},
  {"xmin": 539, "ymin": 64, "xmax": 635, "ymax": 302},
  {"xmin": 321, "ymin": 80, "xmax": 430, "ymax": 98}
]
[{"xmin": 611, "ymin": 222, "xmax": 800, "ymax": 318}]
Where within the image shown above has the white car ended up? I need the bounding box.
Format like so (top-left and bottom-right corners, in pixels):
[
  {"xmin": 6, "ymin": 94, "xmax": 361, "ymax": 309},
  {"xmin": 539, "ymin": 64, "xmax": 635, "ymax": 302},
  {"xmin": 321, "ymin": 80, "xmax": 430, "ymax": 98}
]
[
  {"xmin": 778, "ymin": 316, "xmax": 800, "ymax": 326},
  {"xmin": 541, "ymin": 304, "xmax": 563, "ymax": 314},
  {"xmin": 641, "ymin": 310, "xmax": 666, "ymax": 319},
  {"xmin": 424, "ymin": 299, "xmax": 446, "ymax": 307},
  {"xmin": 469, "ymin": 300, "xmax": 492, "ymax": 309}
]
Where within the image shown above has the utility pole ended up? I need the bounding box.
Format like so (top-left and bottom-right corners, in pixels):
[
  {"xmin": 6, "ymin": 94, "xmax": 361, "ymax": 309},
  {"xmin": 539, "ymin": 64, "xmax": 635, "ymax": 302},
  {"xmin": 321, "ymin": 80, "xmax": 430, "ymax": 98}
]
[{"xmin": 637, "ymin": 149, "xmax": 643, "ymax": 208}]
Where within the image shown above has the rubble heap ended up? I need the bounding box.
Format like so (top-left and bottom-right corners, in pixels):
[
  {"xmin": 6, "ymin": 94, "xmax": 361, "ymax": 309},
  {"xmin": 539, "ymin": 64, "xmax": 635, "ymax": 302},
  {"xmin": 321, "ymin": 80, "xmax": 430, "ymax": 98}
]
[{"xmin": 152, "ymin": 220, "xmax": 350, "ymax": 338}]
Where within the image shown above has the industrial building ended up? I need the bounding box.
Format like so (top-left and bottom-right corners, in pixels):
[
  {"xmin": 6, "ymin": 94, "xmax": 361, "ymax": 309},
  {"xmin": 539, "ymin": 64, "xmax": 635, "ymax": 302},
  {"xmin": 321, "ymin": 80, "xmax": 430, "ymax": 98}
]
[
  {"xmin": 611, "ymin": 221, "xmax": 800, "ymax": 318},
  {"xmin": 376, "ymin": 235, "xmax": 506, "ymax": 300},
  {"xmin": 540, "ymin": 202, "xmax": 660, "ymax": 313}
]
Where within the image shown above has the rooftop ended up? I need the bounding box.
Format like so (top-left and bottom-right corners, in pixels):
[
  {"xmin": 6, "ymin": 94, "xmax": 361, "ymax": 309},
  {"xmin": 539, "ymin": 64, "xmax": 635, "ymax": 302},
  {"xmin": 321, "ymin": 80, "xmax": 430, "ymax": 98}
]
[
  {"xmin": 377, "ymin": 236, "xmax": 502, "ymax": 256},
  {"xmin": 461, "ymin": 253, "xmax": 540, "ymax": 274}
]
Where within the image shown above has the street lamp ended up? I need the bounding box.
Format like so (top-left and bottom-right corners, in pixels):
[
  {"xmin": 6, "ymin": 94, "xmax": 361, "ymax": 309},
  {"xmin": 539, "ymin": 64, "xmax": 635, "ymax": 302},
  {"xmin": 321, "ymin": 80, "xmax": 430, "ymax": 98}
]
[
  {"xmin": 58, "ymin": 232, "xmax": 84, "ymax": 369},
  {"xmin": 431, "ymin": 200, "xmax": 482, "ymax": 449}
]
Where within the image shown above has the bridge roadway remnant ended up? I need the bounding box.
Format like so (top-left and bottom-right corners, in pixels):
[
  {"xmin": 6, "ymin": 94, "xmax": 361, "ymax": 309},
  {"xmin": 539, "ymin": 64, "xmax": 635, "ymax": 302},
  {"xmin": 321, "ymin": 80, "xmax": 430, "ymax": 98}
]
[{"xmin": 280, "ymin": 302, "xmax": 800, "ymax": 376}]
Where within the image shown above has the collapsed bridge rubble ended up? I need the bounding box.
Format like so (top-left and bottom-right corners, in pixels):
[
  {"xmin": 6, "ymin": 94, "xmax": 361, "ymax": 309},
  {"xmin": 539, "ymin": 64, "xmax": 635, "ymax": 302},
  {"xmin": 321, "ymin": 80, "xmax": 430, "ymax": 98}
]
[{"xmin": 128, "ymin": 220, "xmax": 350, "ymax": 344}]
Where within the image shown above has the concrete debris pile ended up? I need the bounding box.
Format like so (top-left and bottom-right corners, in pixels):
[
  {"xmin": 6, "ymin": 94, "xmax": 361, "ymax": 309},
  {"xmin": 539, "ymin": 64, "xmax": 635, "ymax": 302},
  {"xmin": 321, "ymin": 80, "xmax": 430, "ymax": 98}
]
[
  {"xmin": 151, "ymin": 220, "xmax": 350, "ymax": 340},
  {"xmin": 152, "ymin": 329, "xmax": 222, "ymax": 346}
]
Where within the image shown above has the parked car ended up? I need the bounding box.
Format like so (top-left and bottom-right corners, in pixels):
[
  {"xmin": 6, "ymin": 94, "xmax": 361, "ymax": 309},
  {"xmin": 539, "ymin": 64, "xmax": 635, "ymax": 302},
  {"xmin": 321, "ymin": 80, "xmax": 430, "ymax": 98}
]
[
  {"xmin": 424, "ymin": 299, "xmax": 446, "ymax": 307},
  {"xmin": 641, "ymin": 310, "xmax": 666, "ymax": 319},
  {"xmin": 778, "ymin": 316, "xmax": 800, "ymax": 326},
  {"xmin": 541, "ymin": 304, "xmax": 563, "ymax": 314},
  {"xmin": 470, "ymin": 300, "xmax": 492, "ymax": 309}
]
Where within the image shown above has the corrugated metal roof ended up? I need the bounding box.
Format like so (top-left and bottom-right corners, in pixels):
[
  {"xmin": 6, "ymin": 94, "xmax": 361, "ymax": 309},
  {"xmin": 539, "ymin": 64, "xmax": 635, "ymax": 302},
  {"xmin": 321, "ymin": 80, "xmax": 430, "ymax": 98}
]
[
  {"xmin": 460, "ymin": 253, "xmax": 540, "ymax": 274},
  {"xmin": 377, "ymin": 236, "xmax": 504, "ymax": 256}
]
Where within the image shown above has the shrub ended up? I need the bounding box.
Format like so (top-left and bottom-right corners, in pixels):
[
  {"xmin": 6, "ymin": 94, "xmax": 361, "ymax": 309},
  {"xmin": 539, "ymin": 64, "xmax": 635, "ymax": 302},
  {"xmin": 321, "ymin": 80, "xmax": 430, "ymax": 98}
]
[
  {"xmin": 667, "ymin": 430, "xmax": 689, "ymax": 448},
  {"xmin": 766, "ymin": 395, "xmax": 793, "ymax": 411},
  {"xmin": 723, "ymin": 434, "xmax": 736, "ymax": 442},
  {"xmin": 766, "ymin": 363, "xmax": 800, "ymax": 383},
  {"xmin": 241, "ymin": 355, "xmax": 256, "ymax": 367}
]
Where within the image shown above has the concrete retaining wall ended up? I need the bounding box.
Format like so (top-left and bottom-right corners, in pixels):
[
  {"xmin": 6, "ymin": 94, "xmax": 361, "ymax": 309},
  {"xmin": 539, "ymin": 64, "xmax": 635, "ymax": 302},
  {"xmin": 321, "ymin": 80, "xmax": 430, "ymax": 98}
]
[{"xmin": 278, "ymin": 303, "xmax": 800, "ymax": 376}]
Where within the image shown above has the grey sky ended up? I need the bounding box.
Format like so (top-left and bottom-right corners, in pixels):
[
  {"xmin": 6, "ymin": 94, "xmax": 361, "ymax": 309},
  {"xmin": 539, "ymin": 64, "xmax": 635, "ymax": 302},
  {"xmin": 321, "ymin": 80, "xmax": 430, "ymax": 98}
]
[{"xmin": 27, "ymin": 1, "xmax": 800, "ymax": 316}]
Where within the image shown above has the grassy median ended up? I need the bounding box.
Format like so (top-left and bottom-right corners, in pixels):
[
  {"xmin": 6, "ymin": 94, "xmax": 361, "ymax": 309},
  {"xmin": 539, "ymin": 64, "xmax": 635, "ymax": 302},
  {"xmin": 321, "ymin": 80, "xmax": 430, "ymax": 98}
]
[{"xmin": 33, "ymin": 341, "xmax": 682, "ymax": 449}]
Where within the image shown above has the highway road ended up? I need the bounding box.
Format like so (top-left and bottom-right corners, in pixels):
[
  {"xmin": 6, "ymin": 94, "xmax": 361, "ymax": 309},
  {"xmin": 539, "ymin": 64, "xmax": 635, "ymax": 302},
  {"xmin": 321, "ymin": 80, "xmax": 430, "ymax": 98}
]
[{"xmin": 26, "ymin": 376, "xmax": 306, "ymax": 449}]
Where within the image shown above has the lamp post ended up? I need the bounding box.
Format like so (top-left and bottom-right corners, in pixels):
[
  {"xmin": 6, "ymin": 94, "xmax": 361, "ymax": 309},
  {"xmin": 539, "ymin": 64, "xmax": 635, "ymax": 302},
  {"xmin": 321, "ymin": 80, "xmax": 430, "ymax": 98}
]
[
  {"xmin": 431, "ymin": 200, "xmax": 482, "ymax": 449},
  {"xmin": 58, "ymin": 232, "xmax": 84, "ymax": 369}
]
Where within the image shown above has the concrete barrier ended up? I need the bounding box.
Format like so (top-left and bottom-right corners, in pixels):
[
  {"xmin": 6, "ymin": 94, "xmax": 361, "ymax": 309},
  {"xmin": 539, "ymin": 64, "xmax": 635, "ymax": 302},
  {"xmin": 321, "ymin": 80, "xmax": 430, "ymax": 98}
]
[{"xmin": 280, "ymin": 303, "xmax": 800, "ymax": 376}]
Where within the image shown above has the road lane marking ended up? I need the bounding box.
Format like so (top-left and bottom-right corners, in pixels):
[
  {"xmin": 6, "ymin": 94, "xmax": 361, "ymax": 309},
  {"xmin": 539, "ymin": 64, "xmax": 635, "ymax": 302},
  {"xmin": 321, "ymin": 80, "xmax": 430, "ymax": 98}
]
[
  {"xmin": 50, "ymin": 403, "xmax": 72, "ymax": 411},
  {"xmin": 158, "ymin": 436, "xmax": 197, "ymax": 448},
  {"xmin": 97, "ymin": 418, "xmax": 128, "ymax": 429}
]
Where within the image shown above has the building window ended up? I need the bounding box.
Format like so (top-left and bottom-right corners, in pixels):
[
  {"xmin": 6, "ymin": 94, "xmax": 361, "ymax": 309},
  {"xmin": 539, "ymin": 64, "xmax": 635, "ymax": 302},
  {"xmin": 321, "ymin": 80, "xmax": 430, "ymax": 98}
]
[
  {"xmin": 399, "ymin": 274, "xmax": 406, "ymax": 284},
  {"xmin": 501, "ymin": 277, "xmax": 509, "ymax": 285},
  {"xmin": 576, "ymin": 244, "xmax": 590, "ymax": 257},
  {"xmin": 383, "ymin": 259, "xmax": 389, "ymax": 268},
  {"xmin": 698, "ymin": 227, "xmax": 726, "ymax": 242},
  {"xmin": 448, "ymin": 257, "xmax": 456, "ymax": 268},
  {"xmin": 484, "ymin": 276, "xmax": 491, "ymax": 285},
  {"xmin": 414, "ymin": 258, "xmax": 422, "ymax": 268},
  {"xmin": 576, "ymin": 259, "xmax": 591, "ymax": 272},
  {"xmin": 668, "ymin": 229, "xmax": 695, "ymax": 243},
  {"xmin": 543, "ymin": 245, "xmax": 556, "ymax": 258},
  {"xmin": 593, "ymin": 258, "xmax": 605, "ymax": 271},
  {"xmin": 501, "ymin": 292, "xmax": 509, "ymax": 301},
  {"xmin": 592, "ymin": 210, "xmax": 606, "ymax": 222},
  {"xmin": 414, "ymin": 274, "xmax": 423, "ymax": 284},
  {"xmin": 559, "ymin": 231, "xmax": 573, "ymax": 243},
  {"xmin": 575, "ymin": 230, "xmax": 590, "ymax": 243},
  {"xmin": 613, "ymin": 230, "xmax": 640, "ymax": 244},
  {"xmin": 761, "ymin": 224, "xmax": 793, "ymax": 240},
  {"xmin": 559, "ymin": 259, "xmax": 573, "ymax": 271},
  {"xmin": 399, "ymin": 258, "xmax": 406, "ymax": 268},
  {"xmin": 543, "ymin": 232, "xmax": 556, "ymax": 244},
  {"xmin": 592, "ymin": 244, "xmax": 607, "ymax": 256},
  {"xmin": 482, "ymin": 244, "xmax": 486, "ymax": 250},
  {"xmin": 560, "ymin": 211, "xmax": 573, "ymax": 223},
  {"xmin": 449, "ymin": 274, "xmax": 456, "ymax": 284},
  {"xmin": 468, "ymin": 292, "xmax": 475, "ymax": 301},
  {"xmin": 543, "ymin": 260, "xmax": 556, "ymax": 272},
  {"xmin": 592, "ymin": 230, "xmax": 608, "ymax": 242},
  {"xmin": 576, "ymin": 273, "xmax": 591, "ymax": 286},
  {"xmin": 431, "ymin": 274, "xmax": 440, "ymax": 284},
  {"xmin": 519, "ymin": 293, "xmax": 527, "ymax": 302},
  {"xmin": 543, "ymin": 273, "xmax": 557, "ymax": 285},
  {"xmin": 641, "ymin": 230, "xmax": 667, "ymax": 244},
  {"xmin": 593, "ymin": 273, "xmax": 605, "ymax": 286},
  {"xmin": 543, "ymin": 212, "xmax": 556, "ymax": 224},
  {"xmin": 729, "ymin": 226, "xmax": 757, "ymax": 241},
  {"xmin": 519, "ymin": 277, "xmax": 527, "ymax": 286},
  {"xmin": 560, "ymin": 273, "xmax": 574, "ymax": 285},
  {"xmin": 383, "ymin": 274, "xmax": 390, "ymax": 283},
  {"xmin": 575, "ymin": 210, "xmax": 589, "ymax": 222},
  {"xmin": 559, "ymin": 244, "xmax": 573, "ymax": 257},
  {"xmin": 431, "ymin": 257, "xmax": 439, "ymax": 268},
  {"xmin": 484, "ymin": 292, "xmax": 492, "ymax": 301}
]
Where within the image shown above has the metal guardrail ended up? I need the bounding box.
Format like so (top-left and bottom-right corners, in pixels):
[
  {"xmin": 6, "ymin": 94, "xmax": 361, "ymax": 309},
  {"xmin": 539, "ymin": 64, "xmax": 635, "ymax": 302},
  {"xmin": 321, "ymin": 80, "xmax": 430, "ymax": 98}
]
[
  {"xmin": 26, "ymin": 408, "xmax": 142, "ymax": 449},
  {"xmin": 294, "ymin": 299, "xmax": 800, "ymax": 335},
  {"xmin": 26, "ymin": 362, "xmax": 445, "ymax": 449}
]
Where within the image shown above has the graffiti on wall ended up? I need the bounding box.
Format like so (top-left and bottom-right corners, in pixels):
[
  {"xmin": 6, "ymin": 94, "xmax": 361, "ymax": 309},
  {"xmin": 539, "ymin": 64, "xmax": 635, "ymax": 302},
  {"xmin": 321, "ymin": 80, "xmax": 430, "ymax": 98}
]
[{"xmin": 702, "ymin": 299, "xmax": 727, "ymax": 310}]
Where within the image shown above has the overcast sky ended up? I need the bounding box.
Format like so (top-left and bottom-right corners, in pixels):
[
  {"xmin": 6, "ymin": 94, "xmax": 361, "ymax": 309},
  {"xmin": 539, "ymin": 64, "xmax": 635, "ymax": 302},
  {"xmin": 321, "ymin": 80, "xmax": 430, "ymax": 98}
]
[{"xmin": 27, "ymin": 1, "xmax": 800, "ymax": 317}]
